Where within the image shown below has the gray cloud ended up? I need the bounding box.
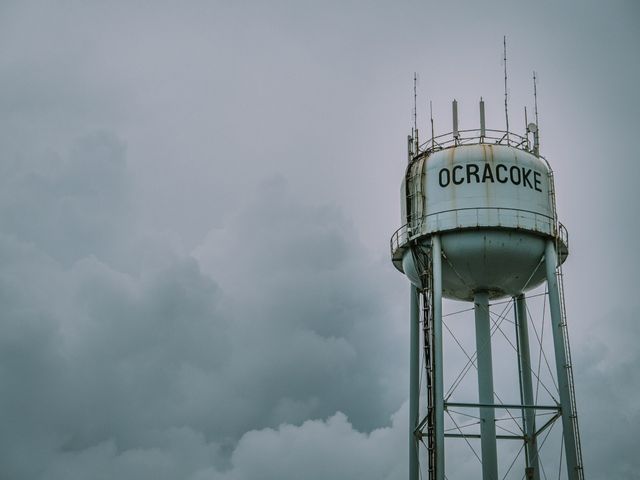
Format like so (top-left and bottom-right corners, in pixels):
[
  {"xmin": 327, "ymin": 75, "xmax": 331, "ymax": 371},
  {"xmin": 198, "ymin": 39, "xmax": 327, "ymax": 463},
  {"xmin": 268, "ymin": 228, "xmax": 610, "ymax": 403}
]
[
  {"xmin": 573, "ymin": 307, "xmax": 640, "ymax": 479},
  {"xmin": 0, "ymin": 142, "xmax": 405, "ymax": 478},
  {"xmin": 0, "ymin": 0, "xmax": 637, "ymax": 479},
  {"xmin": 211, "ymin": 410, "xmax": 407, "ymax": 480},
  {"xmin": 0, "ymin": 132, "xmax": 131, "ymax": 265}
]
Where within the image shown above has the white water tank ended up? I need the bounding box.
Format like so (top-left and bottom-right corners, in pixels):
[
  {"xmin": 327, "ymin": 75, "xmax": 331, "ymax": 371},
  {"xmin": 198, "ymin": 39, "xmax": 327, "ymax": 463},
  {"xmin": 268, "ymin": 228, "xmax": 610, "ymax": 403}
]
[{"xmin": 391, "ymin": 142, "xmax": 567, "ymax": 301}]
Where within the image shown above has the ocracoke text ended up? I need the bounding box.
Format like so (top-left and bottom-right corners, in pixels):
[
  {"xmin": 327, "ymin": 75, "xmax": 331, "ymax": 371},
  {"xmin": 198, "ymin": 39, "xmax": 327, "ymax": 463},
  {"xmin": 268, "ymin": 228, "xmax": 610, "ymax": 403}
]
[{"xmin": 438, "ymin": 163, "xmax": 543, "ymax": 192}]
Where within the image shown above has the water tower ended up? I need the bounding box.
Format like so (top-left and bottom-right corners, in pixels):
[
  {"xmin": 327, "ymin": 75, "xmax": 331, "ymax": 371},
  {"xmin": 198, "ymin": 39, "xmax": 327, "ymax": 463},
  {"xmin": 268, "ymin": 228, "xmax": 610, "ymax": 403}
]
[{"xmin": 390, "ymin": 90, "xmax": 584, "ymax": 478}]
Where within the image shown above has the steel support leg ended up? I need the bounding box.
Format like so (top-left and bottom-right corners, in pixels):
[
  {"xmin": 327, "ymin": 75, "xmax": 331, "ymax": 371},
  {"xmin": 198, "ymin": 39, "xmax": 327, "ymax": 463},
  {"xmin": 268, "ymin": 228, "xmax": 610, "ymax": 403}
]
[
  {"xmin": 409, "ymin": 284, "xmax": 420, "ymax": 480},
  {"xmin": 474, "ymin": 291, "xmax": 498, "ymax": 480},
  {"xmin": 544, "ymin": 240, "xmax": 580, "ymax": 479},
  {"xmin": 515, "ymin": 294, "xmax": 540, "ymax": 480},
  {"xmin": 432, "ymin": 236, "xmax": 445, "ymax": 480}
]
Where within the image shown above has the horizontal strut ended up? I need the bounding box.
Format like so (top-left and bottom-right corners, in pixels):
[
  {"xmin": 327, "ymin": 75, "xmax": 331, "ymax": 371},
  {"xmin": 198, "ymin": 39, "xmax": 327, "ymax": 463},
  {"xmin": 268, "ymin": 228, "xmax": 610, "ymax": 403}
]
[
  {"xmin": 445, "ymin": 433, "xmax": 525, "ymax": 440},
  {"xmin": 445, "ymin": 402, "xmax": 559, "ymax": 411}
]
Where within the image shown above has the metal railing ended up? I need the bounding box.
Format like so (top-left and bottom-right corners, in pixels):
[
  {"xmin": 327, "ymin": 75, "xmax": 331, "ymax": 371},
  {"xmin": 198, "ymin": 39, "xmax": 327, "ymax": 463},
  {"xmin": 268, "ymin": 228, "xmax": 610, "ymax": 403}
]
[
  {"xmin": 390, "ymin": 207, "xmax": 567, "ymax": 258},
  {"xmin": 412, "ymin": 128, "xmax": 532, "ymax": 159}
]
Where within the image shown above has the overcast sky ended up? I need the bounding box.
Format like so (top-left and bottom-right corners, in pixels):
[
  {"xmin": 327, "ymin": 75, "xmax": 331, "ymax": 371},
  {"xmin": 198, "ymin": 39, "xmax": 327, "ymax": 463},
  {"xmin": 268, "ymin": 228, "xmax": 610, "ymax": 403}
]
[{"xmin": 0, "ymin": 1, "xmax": 638, "ymax": 479}]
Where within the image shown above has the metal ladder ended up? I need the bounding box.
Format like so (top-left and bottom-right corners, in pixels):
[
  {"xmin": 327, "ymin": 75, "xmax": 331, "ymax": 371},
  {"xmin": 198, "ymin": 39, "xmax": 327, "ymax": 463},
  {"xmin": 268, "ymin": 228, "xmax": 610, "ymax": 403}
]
[
  {"xmin": 549, "ymin": 166, "xmax": 584, "ymax": 478},
  {"xmin": 410, "ymin": 242, "xmax": 436, "ymax": 480},
  {"xmin": 555, "ymin": 260, "xmax": 585, "ymax": 479}
]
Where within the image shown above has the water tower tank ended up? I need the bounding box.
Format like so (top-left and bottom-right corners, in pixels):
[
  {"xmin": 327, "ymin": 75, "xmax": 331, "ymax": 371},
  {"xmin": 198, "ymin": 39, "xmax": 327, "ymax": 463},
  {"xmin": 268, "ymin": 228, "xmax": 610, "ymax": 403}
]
[
  {"xmin": 393, "ymin": 93, "xmax": 582, "ymax": 480},
  {"xmin": 391, "ymin": 140, "xmax": 567, "ymax": 301}
]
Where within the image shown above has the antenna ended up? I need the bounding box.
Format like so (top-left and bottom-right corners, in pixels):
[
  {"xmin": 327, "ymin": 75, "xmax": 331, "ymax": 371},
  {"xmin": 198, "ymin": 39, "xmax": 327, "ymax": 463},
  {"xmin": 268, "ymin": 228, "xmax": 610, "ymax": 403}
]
[
  {"xmin": 413, "ymin": 73, "xmax": 418, "ymax": 133},
  {"xmin": 532, "ymin": 71, "xmax": 540, "ymax": 155},
  {"xmin": 524, "ymin": 106, "xmax": 530, "ymax": 150},
  {"xmin": 413, "ymin": 73, "xmax": 419, "ymax": 151},
  {"xmin": 533, "ymin": 71, "xmax": 540, "ymax": 132},
  {"xmin": 503, "ymin": 36, "xmax": 510, "ymax": 143},
  {"xmin": 430, "ymin": 100, "xmax": 435, "ymax": 149},
  {"xmin": 452, "ymin": 99, "xmax": 459, "ymax": 142},
  {"xmin": 480, "ymin": 97, "xmax": 486, "ymax": 140}
]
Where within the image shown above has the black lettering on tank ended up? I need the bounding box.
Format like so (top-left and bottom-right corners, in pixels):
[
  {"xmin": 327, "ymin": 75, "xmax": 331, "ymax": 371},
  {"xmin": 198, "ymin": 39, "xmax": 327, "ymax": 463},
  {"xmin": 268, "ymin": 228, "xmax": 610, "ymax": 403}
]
[
  {"xmin": 452, "ymin": 165, "xmax": 464, "ymax": 185},
  {"xmin": 466, "ymin": 164, "xmax": 480, "ymax": 183},
  {"xmin": 482, "ymin": 163, "xmax": 494, "ymax": 183},
  {"xmin": 534, "ymin": 171, "xmax": 542, "ymax": 192},
  {"xmin": 509, "ymin": 165, "xmax": 521, "ymax": 185},
  {"xmin": 439, "ymin": 168, "xmax": 450, "ymax": 187},
  {"xmin": 522, "ymin": 168, "xmax": 533, "ymax": 188},
  {"xmin": 496, "ymin": 164, "xmax": 508, "ymax": 183}
]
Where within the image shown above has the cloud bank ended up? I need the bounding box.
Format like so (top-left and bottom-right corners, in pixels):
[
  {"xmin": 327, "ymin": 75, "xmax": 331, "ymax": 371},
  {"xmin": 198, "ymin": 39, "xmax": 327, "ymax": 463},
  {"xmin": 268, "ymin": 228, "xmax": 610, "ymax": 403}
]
[{"xmin": 0, "ymin": 1, "xmax": 638, "ymax": 479}]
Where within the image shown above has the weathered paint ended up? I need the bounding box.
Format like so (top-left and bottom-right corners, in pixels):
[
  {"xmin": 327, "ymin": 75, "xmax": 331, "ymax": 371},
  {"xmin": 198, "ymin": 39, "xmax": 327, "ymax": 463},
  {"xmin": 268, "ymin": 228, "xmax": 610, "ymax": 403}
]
[
  {"xmin": 408, "ymin": 144, "xmax": 554, "ymax": 237},
  {"xmin": 396, "ymin": 143, "xmax": 565, "ymax": 300}
]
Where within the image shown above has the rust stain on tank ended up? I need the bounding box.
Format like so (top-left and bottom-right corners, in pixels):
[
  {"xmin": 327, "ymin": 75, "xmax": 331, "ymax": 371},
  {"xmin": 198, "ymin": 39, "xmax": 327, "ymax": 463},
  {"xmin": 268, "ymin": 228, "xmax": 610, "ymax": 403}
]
[
  {"xmin": 446, "ymin": 145, "xmax": 456, "ymax": 168},
  {"xmin": 448, "ymin": 148, "xmax": 457, "ymax": 213},
  {"xmin": 482, "ymin": 144, "xmax": 492, "ymax": 204},
  {"xmin": 486, "ymin": 144, "xmax": 496, "ymax": 164}
]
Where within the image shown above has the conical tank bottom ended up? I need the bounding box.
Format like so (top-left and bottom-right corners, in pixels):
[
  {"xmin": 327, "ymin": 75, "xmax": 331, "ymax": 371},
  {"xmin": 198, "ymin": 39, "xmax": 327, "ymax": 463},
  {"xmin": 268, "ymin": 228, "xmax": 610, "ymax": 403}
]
[{"xmin": 402, "ymin": 229, "xmax": 547, "ymax": 301}]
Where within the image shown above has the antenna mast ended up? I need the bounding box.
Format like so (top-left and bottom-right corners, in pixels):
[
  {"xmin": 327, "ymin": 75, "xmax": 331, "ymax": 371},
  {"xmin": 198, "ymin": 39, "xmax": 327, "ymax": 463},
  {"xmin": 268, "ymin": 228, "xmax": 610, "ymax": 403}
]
[
  {"xmin": 430, "ymin": 100, "xmax": 435, "ymax": 149},
  {"xmin": 524, "ymin": 106, "xmax": 529, "ymax": 149},
  {"xmin": 503, "ymin": 36, "xmax": 510, "ymax": 142},
  {"xmin": 532, "ymin": 71, "xmax": 540, "ymax": 155},
  {"xmin": 413, "ymin": 73, "xmax": 419, "ymax": 152},
  {"xmin": 533, "ymin": 72, "xmax": 540, "ymax": 132}
]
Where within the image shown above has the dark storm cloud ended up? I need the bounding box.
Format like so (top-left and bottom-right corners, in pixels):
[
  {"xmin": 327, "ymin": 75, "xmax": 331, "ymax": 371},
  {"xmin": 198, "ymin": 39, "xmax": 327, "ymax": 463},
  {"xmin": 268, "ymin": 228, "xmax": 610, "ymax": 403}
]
[
  {"xmin": 0, "ymin": 237, "xmax": 229, "ymax": 477},
  {"xmin": 195, "ymin": 176, "xmax": 405, "ymax": 430},
  {"xmin": 0, "ymin": 133, "xmax": 405, "ymax": 478},
  {"xmin": 0, "ymin": 133, "xmax": 131, "ymax": 265}
]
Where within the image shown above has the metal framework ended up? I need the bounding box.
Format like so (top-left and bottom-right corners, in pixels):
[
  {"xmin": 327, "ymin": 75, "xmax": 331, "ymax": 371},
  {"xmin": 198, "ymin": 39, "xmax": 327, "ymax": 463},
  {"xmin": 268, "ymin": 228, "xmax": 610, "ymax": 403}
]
[
  {"xmin": 400, "ymin": 128, "xmax": 583, "ymax": 480},
  {"xmin": 407, "ymin": 238, "xmax": 584, "ymax": 479}
]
